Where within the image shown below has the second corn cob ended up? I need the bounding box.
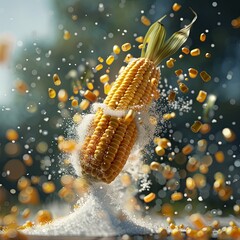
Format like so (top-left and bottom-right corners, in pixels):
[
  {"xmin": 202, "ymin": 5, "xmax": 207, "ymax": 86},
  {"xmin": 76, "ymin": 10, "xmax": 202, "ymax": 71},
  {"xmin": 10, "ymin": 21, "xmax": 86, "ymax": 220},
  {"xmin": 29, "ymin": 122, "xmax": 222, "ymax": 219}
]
[{"xmin": 80, "ymin": 11, "xmax": 197, "ymax": 183}]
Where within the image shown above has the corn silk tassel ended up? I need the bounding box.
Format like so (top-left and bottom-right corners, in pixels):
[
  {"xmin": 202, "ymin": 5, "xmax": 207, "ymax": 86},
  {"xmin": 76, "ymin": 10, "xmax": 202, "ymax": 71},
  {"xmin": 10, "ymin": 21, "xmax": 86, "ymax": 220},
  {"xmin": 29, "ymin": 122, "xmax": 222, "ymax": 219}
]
[{"xmin": 80, "ymin": 10, "xmax": 197, "ymax": 183}]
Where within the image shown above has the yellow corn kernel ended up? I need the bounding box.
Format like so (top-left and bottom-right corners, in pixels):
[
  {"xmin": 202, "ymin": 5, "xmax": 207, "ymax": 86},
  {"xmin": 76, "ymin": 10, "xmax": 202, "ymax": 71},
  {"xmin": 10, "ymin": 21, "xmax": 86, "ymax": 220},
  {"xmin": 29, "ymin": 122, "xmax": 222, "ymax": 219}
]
[
  {"xmin": 190, "ymin": 48, "xmax": 201, "ymax": 56},
  {"xmin": 200, "ymin": 123, "xmax": 211, "ymax": 134},
  {"xmin": 200, "ymin": 71, "xmax": 211, "ymax": 82},
  {"xmin": 218, "ymin": 186, "xmax": 232, "ymax": 201},
  {"xmin": 150, "ymin": 161, "xmax": 161, "ymax": 171},
  {"xmin": 182, "ymin": 47, "xmax": 190, "ymax": 54},
  {"xmin": 63, "ymin": 30, "xmax": 71, "ymax": 40},
  {"xmin": 189, "ymin": 213, "xmax": 206, "ymax": 229},
  {"xmin": 121, "ymin": 42, "xmax": 131, "ymax": 52},
  {"xmin": 58, "ymin": 89, "xmax": 68, "ymax": 102},
  {"xmin": 168, "ymin": 90, "xmax": 176, "ymax": 102},
  {"xmin": 178, "ymin": 82, "xmax": 189, "ymax": 93},
  {"xmin": 186, "ymin": 177, "xmax": 196, "ymax": 190},
  {"xmin": 135, "ymin": 36, "xmax": 144, "ymax": 43},
  {"xmin": 171, "ymin": 192, "xmax": 183, "ymax": 201},
  {"xmin": 205, "ymin": 52, "xmax": 211, "ymax": 58},
  {"xmin": 199, "ymin": 164, "xmax": 209, "ymax": 174},
  {"xmin": 188, "ymin": 68, "xmax": 198, "ymax": 78},
  {"xmin": 124, "ymin": 53, "xmax": 133, "ymax": 63},
  {"xmin": 98, "ymin": 56, "xmax": 104, "ymax": 63},
  {"xmin": 48, "ymin": 88, "xmax": 56, "ymax": 98},
  {"xmin": 53, "ymin": 73, "xmax": 61, "ymax": 86},
  {"xmin": 95, "ymin": 64, "xmax": 103, "ymax": 71},
  {"xmin": 104, "ymin": 82, "xmax": 111, "ymax": 95},
  {"xmin": 155, "ymin": 146, "xmax": 165, "ymax": 156},
  {"xmin": 158, "ymin": 138, "xmax": 171, "ymax": 148},
  {"xmin": 196, "ymin": 90, "xmax": 207, "ymax": 103},
  {"xmin": 22, "ymin": 208, "xmax": 31, "ymax": 219},
  {"xmin": 143, "ymin": 192, "xmax": 156, "ymax": 203},
  {"xmin": 71, "ymin": 99, "xmax": 79, "ymax": 107},
  {"xmin": 214, "ymin": 151, "xmax": 225, "ymax": 163},
  {"xmin": 191, "ymin": 120, "xmax": 202, "ymax": 133},
  {"xmin": 222, "ymin": 128, "xmax": 236, "ymax": 142},
  {"xmin": 138, "ymin": 44, "xmax": 143, "ymax": 49},
  {"xmin": 182, "ymin": 144, "xmax": 193, "ymax": 155},
  {"xmin": 179, "ymin": 54, "xmax": 184, "ymax": 59},
  {"xmin": 113, "ymin": 45, "xmax": 121, "ymax": 55},
  {"xmin": 6, "ymin": 129, "xmax": 19, "ymax": 141},
  {"xmin": 166, "ymin": 59, "xmax": 174, "ymax": 68},
  {"xmin": 163, "ymin": 112, "xmax": 176, "ymax": 120},
  {"xmin": 42, "ymin": 181, "xmax": 55, "ymax": 194},
  {"xmin": 35, "ymin": 210, "xmax": 52, "ymax": 225},
  {"xmin": 100, "ymin": 74, "xmax": 109, "ymax": 83},
  {"xmin": 141, "ymin": 15, "xmax": 151, "ymax": 26},
  {"xmin": 175, "ymin": 69, "xmax": 183, "ymax": 76},
  {"xmin": 79, "ymin": 99, "xmax": 90, "ymax": 110},
  {"xmin": 200, "ymin": 33, "xmax": 206, "ymax": 42},
  {"xmin": 172, "ymin": 3, "xmax": 181, "ymax": 12},
  {"xmin": 84, "ymin": 90, "xmax": 97, "ymax": 102},
  {"xmin": 87, "ymin": 82, "xmax": 94, "ymax": 90},
  {"xmin": 93, "ymin": 89, "xmax": 100, "ymax": 97},
  {"xmin": 22, "ymin": 154, "xmax": 33, "ymax": 166},
  {"xmin": 106, "ymin": 55, "xmax": 115, "ymax": 65}
]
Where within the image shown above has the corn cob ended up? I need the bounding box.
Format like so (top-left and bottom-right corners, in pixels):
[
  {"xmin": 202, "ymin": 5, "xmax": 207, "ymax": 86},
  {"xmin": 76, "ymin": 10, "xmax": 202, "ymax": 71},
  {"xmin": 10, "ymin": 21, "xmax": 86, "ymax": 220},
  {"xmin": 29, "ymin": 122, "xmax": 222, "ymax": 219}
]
[{"xmin": 80, "ymin": 11, "xmax": 197, "ymax": 183}]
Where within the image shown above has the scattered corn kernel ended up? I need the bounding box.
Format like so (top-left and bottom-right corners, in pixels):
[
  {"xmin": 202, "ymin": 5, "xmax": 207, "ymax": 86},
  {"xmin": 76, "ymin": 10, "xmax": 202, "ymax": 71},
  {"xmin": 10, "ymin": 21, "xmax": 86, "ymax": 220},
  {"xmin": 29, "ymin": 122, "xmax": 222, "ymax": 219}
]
[
  {"xmin": 42, "ymin": 181, "xmax": 56, "ymax": 194},
  {"xmin": 22, "ymin": 208, "xmax": 31, "ymax": 219},
  {"xmin": 158, "ymin": 138, "xmax": 171, "ymax": 149},
  {"xmin": 48, "ymin": 88, "xmax": 56, "ymax": 98},
  {"xmin": 166, "ymin": 59, "xmax": 174, "ymax": 68},
  {"xmin": 100, "ymin": 74, "xmax": 109, "ymax": 83},
  {"xmin": 172, "ymin": 3, "xmax": 181, "ymax": 11},
  {"xmin": 190, "ymin": 48, "xmax": 201, "ymax": 56},
  {"xmin": 138, "ymin": 43, "xmax": 143, "ymax": 49},
  {"xmin": 182, "ymin": 144, "xmax": 193, "ymax": 155},
  {"xmin": 87, "ymin": 82, "xmax": 94, "ymax": 90},
  {"xmin": 150, "ymin": 161, "xmax": 161, "ymax": 171},
  {"xmin": 222, "ymin": 128, "xmax": 236, "ymax": 142},
  {"xmin": 175, "ymin": 69, "xmax": 183, "ymax": 76},
  {"xmin": 163, "ymin": 112, "xmax": 176, "ymax": 120},
  {"xmin": 191, "ymin": 120, "xmax": 202, "ymax": 133},
  {"xmin": 58, "ymin": 89, "xmax": 68, "ymax": 102},
  {"xmin": 196, "ymin": 90, "xmax": 207, "ymax": 103},
  {"xmin": 188, "ymin": 68, "xmax": 198, "ymax": 78},
  {"xmin": 53, "ymin": 73, "xmax": 61, "ymax": 86},
  {"xmin": 144, "ymin": 192, "xmax": 156, "ymax": 203},
  {"xmin": 95, "ymin": 64, "xmax": 103, "ymax": 71},
  {"xmin": 178, "ymin": 82, "xmax": 189, "ymax": 93},
  {"xmin": 155, "ymin": 146, "xmax": 165, "ymax": 156},
  {"xmin": 214, "ymin": 151, "xmax": 225, "ymax": 163},
  {"xmin": 141, "ymin": 15, "xmax": 151, "ymax": 26},
  {"xmin": 182, "ymin": 47, "xmax": 190, "ymax": 54},
  {"xmin": 84, "ymin": 90, "xmax": 97, "ymax": 102},
  {"xmin": 106, "ymin": 55, "xmax": 115, "ymax": 65},
  {"xmin": 121, "ymin": 43, "xmax": 131, "ymax": 52},
  {"xmin": 23, "ymin": 154, "xmax": 33, "ymax": 166},
  {"xmin": 200, "ymin": 71, "xmax": 211, "ymax": 82},
  {"xmin": 205, "ymin": 52, "xmax": 211, "ymax": 58},
  {"xmin": 71, "ymin": 99, "xmax": 79, "ymax": 107},
  {"xmin": 35, "ymin": 210, "xmax": 52, "ymax": 225},
  {"xmin": 171, "ymin": 192, "xmax": 183, "ymax": 201},
  {"xmin": 135, "ymin": 36, "xmax": 144, "ymax": 43},
  {"xmin": 63, "ymin": 30, "xmax": 71, "ymax": 40},
  {"xmin": 98, "ymin": 56, "xmax": 104, "ymax": 62},
  {"xmin": 79, "ymin": 99, "xmax": 90, "ymax": 110},
  {"xmin": 200, "ymin": 33, "xmax": 206, "ymax": 42},
  {"xmin": 189, "ymin": 213, "xmax": 206, "ymax": 229},
  {"xmin": 6, "ymin": 129, "xmax": 19, "ymax": 141},
  {"xmin": 186, "ymin": 177, "xmax": 196, "ymax": 190},
  {"xmin": 113, "ymin": 45, "xmax": 121, "ymax": 54},
  {"xmin": 168, "ymin": 90, "xmax": 176, "ymax": 102}
]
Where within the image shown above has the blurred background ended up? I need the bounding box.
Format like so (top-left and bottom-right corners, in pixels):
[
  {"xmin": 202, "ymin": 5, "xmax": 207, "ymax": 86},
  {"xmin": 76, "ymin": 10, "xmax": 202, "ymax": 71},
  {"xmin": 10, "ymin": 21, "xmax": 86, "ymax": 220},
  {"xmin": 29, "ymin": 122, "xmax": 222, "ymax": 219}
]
[{"xmin": 0, "ymin": 0, "xmax": 239, "ymax": 219}]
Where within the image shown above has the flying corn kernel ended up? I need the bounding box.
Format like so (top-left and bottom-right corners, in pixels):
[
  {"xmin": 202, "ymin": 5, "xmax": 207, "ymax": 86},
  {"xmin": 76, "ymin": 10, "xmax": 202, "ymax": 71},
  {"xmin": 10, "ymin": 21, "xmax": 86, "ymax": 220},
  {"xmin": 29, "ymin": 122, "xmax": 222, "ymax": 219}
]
[
  {"xmin": 200, "ymin": 71, "xmax": 211, "ymax": 82},
  {"xmin": 48, "ymin": 88, "xmax": 56, "ymax": 98},
  {"xmin": 100, "ymin": 74, "xmax": 109, "ymax": 83},
  {"xmin": 141, "ymin": 15, "xmax": 151, "ymax": 26},
  {"xmin": 200, "ymin": 33, "xmax": 206, "ymax": 42},
  {"xmin": 191, "ymin": 120, "xmax": 202, "ymax": 133},
  {"xmin": 121, "ymin": 42, "xmax": 131, "ymax": 52},
  {"xmin": 53, "ymin": 73, "xmax": 61, "ymax": 86},
  {"xmin": 188, "ymin": 68, "xmax": 198, "ymax": 78},
  {"xmin": 172, "ymin": 3, "xmax": 181, "ymax": 12},
  {"xmin": 190, "ymin": 48, "xmax": 201, "ymax": 56},
  {"xmin": 144, "ymin": 192, "xmax": 156, "ymax": 203},
  {"xmin": 113, "ymin": 45, "xmax": 120, "ymax": 54},
  {"xmin": 84, "ymin": 90, "xmax": 97, "ymax": 102},
  {"xmin": 106, "ymin": 55, "xmax": 115, "ymax": 65},
  {"xmin": 98, "ymin": 57, "xmax": 104, "ymax": 63},
  {"xmin": 196, "ymin": 90, "xmax": 207, "ymax": 103},
  {"xmin": 135, "ymin": 36, "xmax": 144, "ymax": 43},
  {"xmin": 182, "ymin": 47, "xmax": 190, "ymax": 54},
  {"xmin": 95, "ymin": 64, "xmax": 103, "ymax": 71}
]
